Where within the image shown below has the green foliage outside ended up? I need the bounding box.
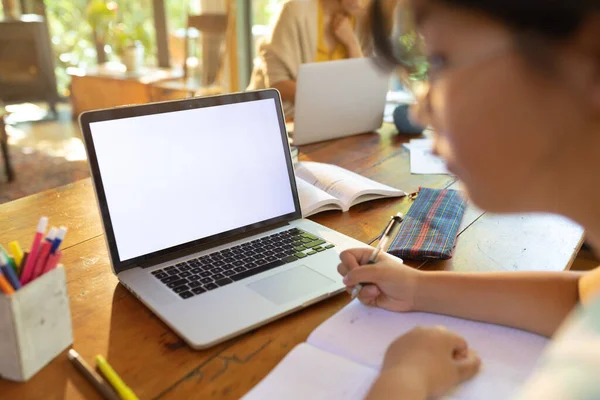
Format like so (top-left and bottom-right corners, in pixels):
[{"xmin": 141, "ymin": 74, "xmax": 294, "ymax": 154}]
[
  {"xmin": 86, "ymin": 0, "xmax": 155, "ymax": 55},
  {"xmin": 394, "ymin": 7, "xmax": 429, "ymax": 85},
  {"xmin": 9, "ymin": 0, "xmax": 281, "ymax": 97},
  {"xmin": 252, "ymin": 0, "xmax": 282, "ymax": 27},
  {"xmin": 44, "ymin": 0, "xmax": 189, "ymax": 97},
  {"xmin": 397, "ymin": 30, "xmax": 428, "ymax": 83},
  {"xmin": 45, "ymin": 0, "xmax": 95, "ymax": 96}
]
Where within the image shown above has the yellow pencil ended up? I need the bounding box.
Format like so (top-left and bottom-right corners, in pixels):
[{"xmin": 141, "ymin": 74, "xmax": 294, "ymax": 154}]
[
  {"xmin": 8, "ymin": 241, "xmax": 24, "ymax": 273},
  {"xmin": 95, "ymin": 355, "xmax": 139, "ymax": 400}
]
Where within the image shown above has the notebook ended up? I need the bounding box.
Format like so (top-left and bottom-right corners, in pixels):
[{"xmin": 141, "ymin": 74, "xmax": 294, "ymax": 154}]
[
  {"xmin": 295, "ymin": 162, "xmax": 405, "ymax": 217},
  {"xmin": 243, "ymin": 300, "xmax": 549, "ymax": 399}
]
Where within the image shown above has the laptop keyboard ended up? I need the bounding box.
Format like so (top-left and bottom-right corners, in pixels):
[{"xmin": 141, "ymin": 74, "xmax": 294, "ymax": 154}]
[{"xmin": 150, "ymin": 228, "xmax": 335, "ymax": 300}]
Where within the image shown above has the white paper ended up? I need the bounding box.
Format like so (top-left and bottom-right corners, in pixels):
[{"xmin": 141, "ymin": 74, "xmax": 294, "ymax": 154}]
[
  {"xmin": 308, "ymin": 301, "xmax": 549, "ymax": 400},
  {"xmin": 405, "ymin": 138, "xmax": 436, "ymax": 150},
  {"xmin": 242, "ymin": 343, "xmax": 377, "ymax": 400},
  {"xmin": 386, "ymin": 90, "xmax": 416, "ymax": 104},
  {"xmin": 403, "ymin": 138, "xmax": 450, "ymax": 175},
  {"xmin": 410, "ymin": 147, "xmax": 450, "ymax": 174}
]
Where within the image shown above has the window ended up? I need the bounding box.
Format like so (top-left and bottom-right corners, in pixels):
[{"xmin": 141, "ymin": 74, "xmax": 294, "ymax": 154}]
[
  {"xmin": 250, "ymin": 0, "xmax": 285, "ymax": 62},
  {"xmin": 46, "ymin": 0, "xmax": 95, "ymax": 96},
  {"xmin": 45, "ymin": 0, "xmax": 158, "ymax": 96}
]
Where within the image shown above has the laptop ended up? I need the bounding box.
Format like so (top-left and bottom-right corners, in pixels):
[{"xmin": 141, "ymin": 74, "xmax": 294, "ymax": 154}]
[
  {"xmin": 79, "ymin": 89, "xmax": 369, "ymax": 349},
  {"xmin": 292, "ymin": 57, "xmax": 390, "ymax": 146}
]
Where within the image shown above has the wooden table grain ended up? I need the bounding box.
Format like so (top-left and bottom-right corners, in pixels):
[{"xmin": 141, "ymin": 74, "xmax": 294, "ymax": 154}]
[{"xmin": 0, "ymin": 127, "xmax": 584, "ymax": 399}]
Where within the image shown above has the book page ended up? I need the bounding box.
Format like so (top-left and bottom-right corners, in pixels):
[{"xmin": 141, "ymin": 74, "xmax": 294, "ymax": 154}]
[
  {"xmin": 295, "ymin": 162, "xmax": 404, "ymax": 210},
  {"xmin": 242, "ymin": 343, "xmax": 377, "ymax": 400},
  {"xmin": 308, "ymin": 300, "xmax": 549, "ymax": 400},
  {"xmin": 295, "ymin": 177, "xmax": 343, "ymax": 217}
]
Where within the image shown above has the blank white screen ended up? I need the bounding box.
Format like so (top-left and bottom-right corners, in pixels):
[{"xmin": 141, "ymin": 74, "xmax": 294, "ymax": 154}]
[{"xmin": 90, "ymin": 98, "xmax": 296, "ymax": 261}]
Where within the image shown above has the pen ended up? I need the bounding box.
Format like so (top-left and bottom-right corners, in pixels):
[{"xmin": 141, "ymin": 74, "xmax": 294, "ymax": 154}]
[
  {"xmin": 20, "ymin": 216, "xmax": 48, "ymax": 285},
  {"xmin": 351, "ymin": 213, "xmax": 403, "ymax": 300},
  {"xmin": 28, "ymin": 227, "xmax": 57, "ymax": 283},
  {"xmin": 50, "ymin": 226, "xmax": 68, "ymax": 254},
  {"xmin": 95, "ymin": 355, "xmax": 139, "ymax": 400},
  {"xmin": 8, "ymin": 241, "xmax": 24, "ymax": 274},
  {"xmin": 0, "ymin": 253, "xmax": 21, "ymax": 291},
  {"xmin": 68, "ymin": 349, "xmax": 120, "ymax": 400}
]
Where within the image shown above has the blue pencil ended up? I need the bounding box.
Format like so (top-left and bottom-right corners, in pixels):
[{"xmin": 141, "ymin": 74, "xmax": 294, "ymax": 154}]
[
  {"xmin": 0, "ymin": 253, "xmax": 21, "ymax": 290},
  {"xmin": 51, "ymin": 226, "xmax": 68, "ymax": 254}
]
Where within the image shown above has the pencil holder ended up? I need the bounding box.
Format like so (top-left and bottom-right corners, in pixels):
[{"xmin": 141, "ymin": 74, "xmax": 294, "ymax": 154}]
[{"xmin": 0, "ymin": 266, "xmax": 73, "ymax": 382}]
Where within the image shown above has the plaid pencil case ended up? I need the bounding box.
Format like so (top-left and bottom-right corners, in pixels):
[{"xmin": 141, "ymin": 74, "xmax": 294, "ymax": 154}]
[{"xmin": 388, "ymin": 188, "xmax": 467, "ymax": 260}]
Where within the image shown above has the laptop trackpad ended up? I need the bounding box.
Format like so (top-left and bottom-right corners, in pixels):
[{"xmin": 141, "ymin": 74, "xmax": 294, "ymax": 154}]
[{"xmin": 247, "ymin": 265, "xmax": 334, "ymax": 305}]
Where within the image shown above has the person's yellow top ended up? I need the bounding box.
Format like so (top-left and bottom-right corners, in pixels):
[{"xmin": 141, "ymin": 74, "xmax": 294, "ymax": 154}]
[
  {"xmin": 580, "ymin": 266, "xmax": 600, "ymax": 304},
  {"xmin": 315, "ymin": 2, "xmax": 355, "ymax": 62}
]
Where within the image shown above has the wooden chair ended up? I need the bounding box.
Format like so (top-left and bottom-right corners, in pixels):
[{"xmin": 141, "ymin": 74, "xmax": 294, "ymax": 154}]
[
  {"xmin": 150, "ymin": 13, "xmax": 228, "ymax": 101},
  {"xmin": 0, "ymin": 105, "xmax": 15, "ymax": 182}
]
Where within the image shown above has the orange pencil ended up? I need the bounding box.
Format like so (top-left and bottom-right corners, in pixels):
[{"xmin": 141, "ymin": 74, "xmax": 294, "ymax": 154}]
[{"xmin": 0, "ymin": 272, "xmax": 15, "ymax": 295}]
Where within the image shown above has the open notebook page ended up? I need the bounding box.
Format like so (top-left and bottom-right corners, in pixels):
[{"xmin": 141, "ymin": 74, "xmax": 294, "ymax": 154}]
[
  {"xmin": 296, "ymin": 177, "xmax": 343, "ymax": 217},
  {"xmin": 307, "ymin": 300, "xmax": 549, "ymax": 400},
  {"xmin": 242, "ymin": 343, "xmax": 377, "ymax": 400},
  {"xmin": 295, "ymin": 162, "xmax": 404, "ymax": 210}
]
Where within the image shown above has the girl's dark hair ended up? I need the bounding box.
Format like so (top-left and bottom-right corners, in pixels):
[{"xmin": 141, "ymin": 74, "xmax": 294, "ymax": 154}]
[
  {"xmin": 372, "ymin": 0, "xmax": 600, "ymax": 68},
  {"xmin": 443, "ymin": 1, "xmax": 596, "ymax": 38}
]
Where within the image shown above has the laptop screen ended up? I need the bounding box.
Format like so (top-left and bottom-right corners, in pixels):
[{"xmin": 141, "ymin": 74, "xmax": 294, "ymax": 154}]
[{"xmin": 87, "ymin": 97, "xmax": 297, "ymax": 263}]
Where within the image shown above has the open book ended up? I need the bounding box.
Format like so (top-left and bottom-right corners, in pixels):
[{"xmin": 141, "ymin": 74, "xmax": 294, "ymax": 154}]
[
  {"xmin": 295, "ymin": 162, "xmax": 405, "ymax": 217},
  {"xmin": 243, "ymin": 300, "xmax": 549, "ymax": 400}
]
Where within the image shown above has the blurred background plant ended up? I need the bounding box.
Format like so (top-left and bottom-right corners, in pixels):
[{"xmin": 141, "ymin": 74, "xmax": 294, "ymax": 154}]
[
  {"xmin": 86, "ymin": 0, "xmax": 154, "ymax": 57},
  {"xmin": 397, "ymin": 30, "xmax": 429, "ymax": 83},
  {"xmin": 41, "ymin": 0, "xmax": 170, "ymax": 97},
  {"xmin": 0, "ymin": 0, "xmax": 284, "ymax": 97}
]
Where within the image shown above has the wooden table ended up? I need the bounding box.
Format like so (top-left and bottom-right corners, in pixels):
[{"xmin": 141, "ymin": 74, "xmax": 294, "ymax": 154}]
[
  {"xmin": 68, "ymin": 63, "xmax": 184, "ymax": 117},
  {"xmin": 0, "ymin": 127, "xmax": 584, "ymax": 399}
]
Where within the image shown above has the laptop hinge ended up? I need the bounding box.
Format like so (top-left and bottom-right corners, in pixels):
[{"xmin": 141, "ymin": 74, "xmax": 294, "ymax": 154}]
[{"xmin": 133, "ymin": 220, "xmax": 291, "ymax": 270}]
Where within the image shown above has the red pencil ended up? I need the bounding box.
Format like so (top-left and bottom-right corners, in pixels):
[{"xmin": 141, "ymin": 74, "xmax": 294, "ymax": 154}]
[
  {"xmin": 20, "ymin": 217, "xmax": 48, "ymax": 285},
  {"xmin": 28, "ymin": 227, "xmax": 57, "ymax": 284},
  {"xmin": 41, "ymin": 251, "xmax": 62, "ymax": 275}
]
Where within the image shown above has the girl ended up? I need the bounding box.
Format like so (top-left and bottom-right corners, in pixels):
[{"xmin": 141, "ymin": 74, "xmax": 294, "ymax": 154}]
[
  {"xmin": 248, "ymin": 0, "xmax": 393, "ymax": 118},
  {"xmin": 337, "ymin": 0, "xmax": 600, "ymax": 398}
]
